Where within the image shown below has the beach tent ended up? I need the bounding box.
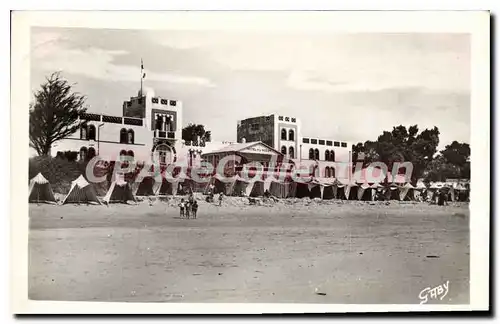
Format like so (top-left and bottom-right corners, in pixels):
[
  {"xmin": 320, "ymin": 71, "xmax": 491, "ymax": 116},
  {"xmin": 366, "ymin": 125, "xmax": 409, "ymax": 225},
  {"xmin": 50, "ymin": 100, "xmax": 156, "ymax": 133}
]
[
  {"xmin": 311, "ymin": 177, "xmax": 336, "ymax": 200},
  {"xmin": 385, "ymin": 183, "xmax": 401, "ymax": 200},
  {"xmin": 62, "ymin": 175, "xmax": 101, "ymax": 205},
  {"xmin": 357, "ymin": 183, "xmax": 373, "ymax": 201},
  {"xmin": 132, "ymin": 176, "xmax": 161, "ymax": 196},
  {"xmin": 371, "ymin": 183, "xmax": 385, "ymax": 201},
  {"xmin": 399, "ymin": 183, "xmax": 415, "ymax": 201},
  {"xmin": 29, "ymin": 173, "xmax": 56, "ymax": 204},
  {"xmin": 103, "ymin": 178, "xmax": 135, "ymax": 204},
  {"xmin": 158, "ymin": 177, "xmax": 176, "ymax": 195},
  {"xmin": 337, "ymin": 179, "xmax": 358, "ymax": 200},
  {"xmin": 247, "ymin": 179, "xmax": 266, "ymax": 197},
  {"xmin": 231, "ymin": 175, "xmax": 251, "ymax": 196},
  {"xmin": 206, "ymin": 174, "xmax": 235, "ymax": 196}
]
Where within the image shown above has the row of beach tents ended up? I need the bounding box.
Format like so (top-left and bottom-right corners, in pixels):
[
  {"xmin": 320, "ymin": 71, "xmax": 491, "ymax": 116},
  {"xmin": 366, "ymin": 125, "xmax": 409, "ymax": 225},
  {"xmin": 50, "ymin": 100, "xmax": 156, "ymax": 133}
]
[{"xmin": 29, "ymin": 172, "xmax": 470, "ymax": 205}]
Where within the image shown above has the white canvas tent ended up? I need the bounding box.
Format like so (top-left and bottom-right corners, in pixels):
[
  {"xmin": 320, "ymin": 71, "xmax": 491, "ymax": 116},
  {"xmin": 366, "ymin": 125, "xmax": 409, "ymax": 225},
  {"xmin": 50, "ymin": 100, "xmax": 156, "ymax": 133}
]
[
  {"xmin": 29, "ymin": 173, "xmax": 56, "ymax": 203},
  {"xmin": 399, "ymin": 183, "xmax": 415, "ymax": 201},
  {"xmin": 103, "ymin": 178, "xmax": 135, "ymax": 204},
  {"xmin": 62, "ymin": 175, "xmax": 101, "ymax": 205},
  {"xmin": 357, "ymin": 183, "xmax": 372, "ymax": 201}
]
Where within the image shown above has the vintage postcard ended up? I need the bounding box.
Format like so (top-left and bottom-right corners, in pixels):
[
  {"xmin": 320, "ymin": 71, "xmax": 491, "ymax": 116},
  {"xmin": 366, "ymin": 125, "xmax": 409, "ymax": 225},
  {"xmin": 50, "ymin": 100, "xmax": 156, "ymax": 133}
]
[{"xmin": 10, "ymin": 11, "xmax": 490, "ymax": 314}]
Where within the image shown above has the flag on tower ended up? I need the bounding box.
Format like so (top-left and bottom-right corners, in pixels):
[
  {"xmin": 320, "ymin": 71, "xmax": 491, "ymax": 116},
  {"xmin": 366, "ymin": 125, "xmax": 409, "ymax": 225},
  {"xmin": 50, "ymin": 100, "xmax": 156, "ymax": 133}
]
[{"xmin": 141, "ymin": 59, "xmax": 145, "ymax": 79}]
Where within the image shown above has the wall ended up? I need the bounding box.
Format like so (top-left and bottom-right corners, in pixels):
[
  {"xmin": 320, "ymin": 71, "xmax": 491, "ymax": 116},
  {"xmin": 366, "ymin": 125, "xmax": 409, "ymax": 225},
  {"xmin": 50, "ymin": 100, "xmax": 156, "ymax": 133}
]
[
  {"xmin": 237, "ymin": 115, "xmax": 275, "ymax": 148},
  {"xmin": 299, "ymin": 137, "xmax": 352, "ymax": 163}
]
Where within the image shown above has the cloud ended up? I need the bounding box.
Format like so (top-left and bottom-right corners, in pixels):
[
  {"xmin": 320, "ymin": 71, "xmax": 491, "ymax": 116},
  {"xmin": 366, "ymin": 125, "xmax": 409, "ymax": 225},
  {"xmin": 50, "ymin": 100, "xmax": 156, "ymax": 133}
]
[{"xmin": 31, "ymin": 32, "xmax": 216, "ymax": 87}]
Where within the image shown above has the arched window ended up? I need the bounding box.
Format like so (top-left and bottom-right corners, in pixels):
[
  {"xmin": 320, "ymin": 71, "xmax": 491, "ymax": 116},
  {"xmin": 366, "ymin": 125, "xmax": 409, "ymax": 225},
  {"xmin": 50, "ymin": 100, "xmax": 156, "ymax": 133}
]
[
  {"xmin": 80, "ymin": 124, "xmax": 88, "ymax": 140},
  {"xmin": 324, "ymin": 167, "xmax": 329, "ymax": 178},
  {"xmin": 88, "ymin": 125, "xmax": 96, "ymax": 140},
  {"xmin": 289, "ymin": 146, "xmax": 295, "ymax": 159},
  {"xmin": 127, "ymin": 129, "xmax": 134, "ymax": 144},
  {"xmin": 281, "ymin": 146, "xmax": 287, "ymax": 155},
  {"xmin": 281, "ymin": 128, "xmax": 287, "ymax": 140},
  {"xmin": 119, "ymin": 149, "xmax": 127, "ymax": 156},
  {"xmin": 120, "ymin": 128, "xmax": 127, "ymax": 143},
  {"xmin": 331, "ymin": 166, "xmax": 336, "ymax": 178},
  {"xmin": 330, "ymin": 150, "xmax": 335, "ymax": 162},
  {"xmin": 325, "ymin": 150, "xmax": 330, "ymax": 161},
  {"xmin": 87, "ymin": 147, "xmax": 96, "ymax": 159},
  {"xmin": 309, "ymin": 148, "xmax": 314, "ymax": 160},
  {"xmin": 79, "ymin": 147, "xmax": 87, "ymax": 161},
  {"xmin": 127, "ymin": 150, "xmax": 134, "ymax": 157},
  {"xmin": 314, "ymin": 149, "xmax": 320, "ymax": 160},
  {"xmin": 288, "ymin": 129, "xmax": 294, "ymax": 141}
]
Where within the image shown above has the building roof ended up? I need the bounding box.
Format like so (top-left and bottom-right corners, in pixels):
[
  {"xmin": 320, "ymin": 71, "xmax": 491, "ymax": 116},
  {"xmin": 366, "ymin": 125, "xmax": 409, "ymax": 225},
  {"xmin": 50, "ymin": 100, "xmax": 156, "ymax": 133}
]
[{"xmin": 202, "ymin": 141, "xmax": 282, "ymax": 156}]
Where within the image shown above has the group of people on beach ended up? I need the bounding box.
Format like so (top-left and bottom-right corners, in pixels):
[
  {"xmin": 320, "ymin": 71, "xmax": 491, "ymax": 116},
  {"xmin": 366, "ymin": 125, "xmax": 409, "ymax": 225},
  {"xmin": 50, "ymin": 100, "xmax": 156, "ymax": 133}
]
[
  {"xmin": 177, "ymin": 189, "xmax": 225, "ymax": 219},
  {"xmin": 178, "ymin": 193, "xmax": 198, "ymax": 219}
]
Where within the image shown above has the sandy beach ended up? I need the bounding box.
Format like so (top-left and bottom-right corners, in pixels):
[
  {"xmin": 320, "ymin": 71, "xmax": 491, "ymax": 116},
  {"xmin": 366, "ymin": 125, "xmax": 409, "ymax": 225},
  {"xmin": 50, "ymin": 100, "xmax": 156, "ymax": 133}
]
[{"xmin": 28, "ymin": 197, "xmax": 469, "ymax": 304}]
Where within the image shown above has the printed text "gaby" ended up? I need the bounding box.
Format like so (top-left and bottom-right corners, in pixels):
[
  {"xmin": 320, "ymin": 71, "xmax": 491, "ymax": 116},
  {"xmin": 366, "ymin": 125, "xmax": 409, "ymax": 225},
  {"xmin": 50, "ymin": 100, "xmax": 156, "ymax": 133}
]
[{"xmin": 419, "ymin": 281, "xmax": 450, "ymax": 304}]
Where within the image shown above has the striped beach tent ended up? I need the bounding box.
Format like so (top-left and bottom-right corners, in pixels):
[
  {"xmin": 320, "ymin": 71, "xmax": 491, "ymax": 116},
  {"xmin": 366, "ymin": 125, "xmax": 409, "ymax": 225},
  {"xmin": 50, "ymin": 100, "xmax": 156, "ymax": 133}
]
[
  {"xmin": 29, "ymin": 173, "xmax": 56, "ymax": 204},
  {"xmin": 62, "ymin": 175, "xmax": 101, "ymax": 205}
]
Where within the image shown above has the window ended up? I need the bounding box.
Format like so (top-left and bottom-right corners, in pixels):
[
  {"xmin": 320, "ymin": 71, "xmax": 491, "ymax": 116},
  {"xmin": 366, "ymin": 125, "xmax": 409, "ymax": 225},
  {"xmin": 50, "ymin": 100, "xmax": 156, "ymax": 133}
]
[
  {"xmin": 278, "ymin": 116, "xmax": 283, "ymax": 121},
  {"xmin": 251, "ymin": 123, "xmax": 259, "ymax": 131},
  {"xmin": 79, "ymin": 147, "xmax": 87, "ymax": 161},
  {"xmin": 127, "ymin": 129, "xmax": 135, "ymax": 144},
  {"xmin": 341, "ymin": 142, "xmax": 347, "ymax": 148},
  {"xmin": 127, "ymin": 101, "xmax": 132, "ymax": 107},
  {"xmin": 330, "ymin": 150, "xmax": 335, "ymax": 162},
  {"xmin": 325, "ymin": 150, "xmax": 330, "ymax": 161},
  {"xmin": 120, "ymin": 128, "xmax": 127, "ymax": 143},
  {"xmin": 285, "ymin": 117, "xmax": 290, "ymax": 122},
  {"xmin": 314, "ymin": 149, "xmax": 320, "ymax": 160},
  {"xmin": 326, "ymin": 140, "xmax": 333, "ymax": 146},
  {"xmin": 319, "ymin": 139, "xmax": 325, "ymax": 145},
  {"xmin": 303, "ymin": 138, "xmax": 310, "ymax": 144},
  {"xmin": 138, "ymin": 98, "xmax": 143, "ymax": 105},
  {"xmin": 165, "ymin": 116, "xmax": 173, "ymax": 132},
  {"xmin": 161, "ymin": 99, "xmax": 168, "ymax": 105},
  {"xmin": 288, "ymin": 129, "xmax": 295, "ymax": 141},
  {"xmin": 88, "ymin": 125, "xmax": 96, "ymax": 140},
  {"xmin": 127, "ymin": 150, "xmax": 134, "ymax": 157},
  {"xmin": 80, "ymin": 124, "xmax": 88, "ymax": 140},
  {"xmin": 119, "ymin": 149, "xmax": 127, "ymax": 156},
  {"xmin": 169, "ymin": 100, "xmax": 176, "ymax": 106},
  {"xmin": 331, "ymin": 167, "xmax": 336, "ymax": 178},
  {"xmin": 281, "ymin": 128, "xmax": 287, "ymax": 140},
  {"xmin": 281, "ymin": 146, "xmax": 287, "ymax": 155},
  {"xmin": 334, "ymin": 141, "xmax": 340, "ymax": 147},
  {"xmin": 325, "ymin": 167, "xmax": 330, "ymax": 178},
  {"xmin": 152, "ymin": 97, "xmax": 159, "ymax": 104},
  {"xmin": 311, "ymin": 139, "xmax": 318, "ymax": 144},
  {"xmin": 309, "ymin": 148, "xmax": 314, "ymax": 160},
  {"xmin": 291, "ymin": 118, "xmax": 296, "ymax": 122},
  {"xmin": 289, "ymin": 146, "xmax": 295, "ymax": 159},
  {"xmin": 87, "ymin": 147, "xmax": 96, "ymax": 160}
]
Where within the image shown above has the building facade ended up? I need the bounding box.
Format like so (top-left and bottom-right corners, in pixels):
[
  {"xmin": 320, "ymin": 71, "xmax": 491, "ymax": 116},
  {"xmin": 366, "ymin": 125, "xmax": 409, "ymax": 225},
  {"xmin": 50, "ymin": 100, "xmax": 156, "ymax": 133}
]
[
  {"xmin": 51, "ymin": 88, "xmax": 188, "ymax": 165},
  {"xmin": 236, "ymin": 113, "xmax": 352, "ymax": 164}
]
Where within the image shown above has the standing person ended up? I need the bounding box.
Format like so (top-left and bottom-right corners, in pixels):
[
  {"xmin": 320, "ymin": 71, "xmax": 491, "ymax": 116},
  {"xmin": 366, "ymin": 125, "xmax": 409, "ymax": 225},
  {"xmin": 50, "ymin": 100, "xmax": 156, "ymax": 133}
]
[
  {"xmin": 191, "ymin": 200, "xmax": 198, "ymax": 219},
  {"xmin": 178, "ymin": 198, "xmax": 186, "ymax": 218},
  {"xmin": 218, "ymin": 192, "xmax": 224, "ymax": 206}
]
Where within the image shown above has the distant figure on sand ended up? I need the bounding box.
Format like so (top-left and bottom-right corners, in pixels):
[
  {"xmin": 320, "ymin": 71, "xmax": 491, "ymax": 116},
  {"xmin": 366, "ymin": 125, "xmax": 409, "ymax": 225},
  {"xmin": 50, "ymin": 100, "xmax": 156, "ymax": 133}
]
[
  {"xmin": 191, "ymin": 200, "xmax": 198, "ymax": 219},
  {"xmin": 218, "ymin": 192, "xmax": 224, "ymax": 206},
  {"xmin": 178, "ymin": 198, "xmax": 186, "ymax": 218},
  {"xmin": 437, "ymin": 190, "xmax": 448, "ymax": 206}
]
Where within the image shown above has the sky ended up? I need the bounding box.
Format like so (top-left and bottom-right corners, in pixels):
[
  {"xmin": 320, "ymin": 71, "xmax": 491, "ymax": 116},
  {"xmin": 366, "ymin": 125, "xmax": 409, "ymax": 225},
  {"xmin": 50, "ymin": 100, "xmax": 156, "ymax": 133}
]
[{"xmin": 30, "ymin": 27, "xmax": 470, "ymax": 149}]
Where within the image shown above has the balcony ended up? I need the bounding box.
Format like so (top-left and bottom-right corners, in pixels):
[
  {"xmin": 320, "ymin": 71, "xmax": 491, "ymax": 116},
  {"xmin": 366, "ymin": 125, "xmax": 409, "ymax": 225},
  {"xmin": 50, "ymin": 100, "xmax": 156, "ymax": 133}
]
[{"xmin": 154, "ymin": 130, "xmax": 176, "ymax": 139}]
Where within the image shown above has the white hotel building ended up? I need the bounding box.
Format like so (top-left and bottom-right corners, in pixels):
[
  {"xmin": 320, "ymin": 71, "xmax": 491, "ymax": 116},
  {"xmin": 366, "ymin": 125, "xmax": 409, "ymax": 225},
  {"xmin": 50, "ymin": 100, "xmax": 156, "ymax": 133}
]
[{"xmin": 50, "ymin": 88, "xmax": 352, "ymax": 178}]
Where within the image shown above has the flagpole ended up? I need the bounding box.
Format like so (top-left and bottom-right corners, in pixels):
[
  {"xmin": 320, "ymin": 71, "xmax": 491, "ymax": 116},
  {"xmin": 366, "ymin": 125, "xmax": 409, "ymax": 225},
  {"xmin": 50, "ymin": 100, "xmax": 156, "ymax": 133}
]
[{"xmin": 140, "ymin": 58, "xmax": 143, "ymax": 97}]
